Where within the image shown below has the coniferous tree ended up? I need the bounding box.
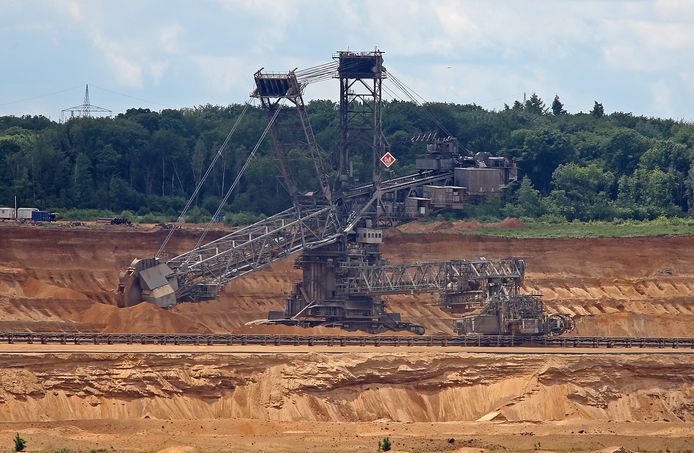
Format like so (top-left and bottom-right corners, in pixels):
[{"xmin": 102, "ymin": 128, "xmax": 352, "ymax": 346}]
[
  {"xmin": 551, "ymin": 95, "xmax": 566, "ymax": 115},
  {"xmin": 524, "ymin": 93, "xmax": 547, "ymax": 115},
  {"xmin": 591, "ymin": 101, "xmax": 605, "ymax": 118}
]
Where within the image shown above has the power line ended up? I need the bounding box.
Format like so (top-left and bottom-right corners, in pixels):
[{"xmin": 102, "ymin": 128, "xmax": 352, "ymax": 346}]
[
  {"xmin": 0, "ymin": 84, "xmax": 84, "ymax": 108},
  {"xmin": 89, "ymin": 84, "xmax": 175, "ymax": 109}
]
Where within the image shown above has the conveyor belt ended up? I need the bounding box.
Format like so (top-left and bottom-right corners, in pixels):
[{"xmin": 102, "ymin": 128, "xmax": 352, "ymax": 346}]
[{"xmin": 0, "ymin": 332, "xmax": 693, "ymax": 349}]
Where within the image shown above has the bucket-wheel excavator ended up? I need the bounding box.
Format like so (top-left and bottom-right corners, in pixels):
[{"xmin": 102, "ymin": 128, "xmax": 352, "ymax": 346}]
[{"xmin": 116, "ymin": 50, "xmax": 572, "ymax": 336}]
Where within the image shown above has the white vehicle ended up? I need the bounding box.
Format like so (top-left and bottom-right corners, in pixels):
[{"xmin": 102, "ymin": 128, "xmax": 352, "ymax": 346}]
[
  {"xmin": 16, "ymin": 207, "xmax": 38, "ymax": 220},
  {"xmin": 0, "ymin": 207, "xmax": 15, "ymax": 220}
]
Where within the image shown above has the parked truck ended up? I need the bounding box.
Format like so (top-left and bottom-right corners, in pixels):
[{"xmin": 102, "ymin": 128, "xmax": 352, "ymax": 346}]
[{"xmin": 2, "ymin": 207, "xmax": 57, "ymax": 222}]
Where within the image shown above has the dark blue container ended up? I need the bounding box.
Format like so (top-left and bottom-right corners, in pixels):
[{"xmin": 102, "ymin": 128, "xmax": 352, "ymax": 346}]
[{"xmin": 31, "ymin": 211, "xmax": 55, "ymax": 222}]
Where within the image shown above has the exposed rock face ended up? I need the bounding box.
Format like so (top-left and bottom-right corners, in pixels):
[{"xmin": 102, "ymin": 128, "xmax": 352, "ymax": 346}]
[{"xmin": 0, "ymin": 352, "xmax": 691, "ymax": 423}]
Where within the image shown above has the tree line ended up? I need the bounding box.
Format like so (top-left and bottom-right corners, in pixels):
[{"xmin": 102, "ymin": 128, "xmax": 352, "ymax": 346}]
[{"xmin": 1, "ymin": 94, "xmax": 693, "ymax": 223}]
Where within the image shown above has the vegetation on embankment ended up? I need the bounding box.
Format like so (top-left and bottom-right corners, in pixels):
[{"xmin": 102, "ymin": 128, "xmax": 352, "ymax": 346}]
[{"xmin": 405, "ymin": 216, "xmax": 694, "ymax": 238}]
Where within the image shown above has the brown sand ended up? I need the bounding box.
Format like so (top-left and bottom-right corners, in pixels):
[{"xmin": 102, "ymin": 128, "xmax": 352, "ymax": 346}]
[
  {"xmin": 1, "ymin": 222, "xmax": 693, "ymax": 450},
  {"xmin": 1, "ymin": 223, "xmax": 693, "ymax": 336},
  {"xmin": 0, "ymin": 350, "xmax": 692, "ymax": 451}
]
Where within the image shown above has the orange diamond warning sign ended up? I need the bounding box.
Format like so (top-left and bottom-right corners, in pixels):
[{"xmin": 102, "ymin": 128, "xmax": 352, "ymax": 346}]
[{"xmin": 380, "ymin": 151, "xmax": 397, "ymax": 168}]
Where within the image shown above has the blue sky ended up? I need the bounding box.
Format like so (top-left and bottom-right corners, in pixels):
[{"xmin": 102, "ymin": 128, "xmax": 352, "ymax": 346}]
[{"xmin": 2, "ymin": 0, "xmax": 694, "ymax": 121}]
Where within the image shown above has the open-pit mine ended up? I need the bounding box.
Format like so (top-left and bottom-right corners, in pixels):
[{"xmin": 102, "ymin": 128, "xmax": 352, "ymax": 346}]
[
  {"xmin": 1, "ymin": 49, "xmax": 693, "ymax": 452},
  {"xmin": 0, "ymin": 221, "xmax": 693, "ymax": 452}
]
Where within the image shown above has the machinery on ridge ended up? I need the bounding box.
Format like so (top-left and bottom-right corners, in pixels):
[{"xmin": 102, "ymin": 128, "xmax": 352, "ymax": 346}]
[{"xmin": 116, "ymin": 49, "xmax": 573, "ymax": 336}]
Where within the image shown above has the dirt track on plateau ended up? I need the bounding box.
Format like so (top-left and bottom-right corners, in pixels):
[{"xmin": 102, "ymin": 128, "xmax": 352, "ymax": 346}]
[{"xmin": 0, "ymin": 222, "xmax": 693, "ymax": 337}]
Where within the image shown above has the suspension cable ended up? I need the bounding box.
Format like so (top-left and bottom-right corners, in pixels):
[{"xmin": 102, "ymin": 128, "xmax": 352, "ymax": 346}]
[
  {"xmin": 156, "ymin": 102, "xmax": 252, "ymax": 258},
  {"xmin": 188, "ymin": 102, "xmax": 285, "ymax": 252},
  {"xmin": 385, "ymin": 69, "xmax": 455, "ymax": 138},
  {"xmin": 295, "ymin": 61, "xmax": 339, "ymax": 84}
]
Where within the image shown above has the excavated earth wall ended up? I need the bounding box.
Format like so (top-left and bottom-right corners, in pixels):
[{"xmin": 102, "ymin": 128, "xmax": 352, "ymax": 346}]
[
  {"xmin": 1, "ymin": 223, "xmax": 693, "ymax": 336},
  {"xmin": 0, "ymin": 223, "xmax": 693, "ymax": 449},
  {"xmin": 0, "ymin": 351, "xmax": 692, "ymax": 424}
]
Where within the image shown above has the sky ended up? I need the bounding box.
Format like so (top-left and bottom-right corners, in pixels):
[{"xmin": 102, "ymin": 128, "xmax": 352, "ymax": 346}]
[{"xmin": 1, "ymin": 0, "xmax": 694, "ymax": 121}]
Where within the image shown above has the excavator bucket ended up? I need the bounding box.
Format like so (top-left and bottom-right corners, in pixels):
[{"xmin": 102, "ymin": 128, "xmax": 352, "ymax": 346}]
[{"xmin": 116, "ymin": 258, "xmax": 178, "ymax": 308}]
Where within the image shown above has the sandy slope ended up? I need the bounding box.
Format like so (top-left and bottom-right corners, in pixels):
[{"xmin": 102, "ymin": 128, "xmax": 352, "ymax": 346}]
[
  {"xmin": 1, "ymin": 223, "xmax": 693, "ymax": 450},
  {"xmin": 0, "ymin": 351, "xmax": 691, "ymax": 423},
  {"xmin": 1, "ymin": 222, "xmax": 693, "ymax": 336},
  {"xmin": 1, "ymin": 419, "xmax": 691, "ymax": 453},
  {"xmin": 0, "ymin": 350, "xmax": 692, "ymax": 452},
  {"xmin": 384, "ymin": 229, "xmax": 694, "ymax": 336}
]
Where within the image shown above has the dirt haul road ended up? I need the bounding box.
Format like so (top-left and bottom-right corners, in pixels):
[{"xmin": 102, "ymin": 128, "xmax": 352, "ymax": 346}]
[{"xmin": 0, "ymin": 222, "xmax": 693, "ymax": 336}]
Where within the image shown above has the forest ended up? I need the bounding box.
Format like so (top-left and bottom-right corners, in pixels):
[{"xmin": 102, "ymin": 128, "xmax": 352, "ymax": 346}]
[{"xmin": 1, "ymin": 93, "xmax": 693, "ymax": 224}]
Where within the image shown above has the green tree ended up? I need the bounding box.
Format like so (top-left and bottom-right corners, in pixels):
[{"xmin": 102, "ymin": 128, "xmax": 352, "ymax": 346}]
[
  {"xmin": 638, "ymin": 140, "xmax": 691, "ymax": 175},
  {"xmin": 71, "ymin": 152, "xmax": 94, "ymax": 207},
  {"xmin": 13, "ymin": 433, "xmax": 26, "ymax": 452},
  {"xmin": 591, "ymin": 101, "xmax": 605, "ymax": 118},
  {"xmin": 378, "ymin": 437, "xmax": 392, "ymax": 452},
  {"xmin": 191, "ymin": 138, "xmax": 209, "ymax": 197},
  {"xmin": 93, "ymin": 144, "xmax": 120, "ymax": 184},
  {"xmin": 504, "ymin": 176, "xmax": 543, "ymax": 217},
  {"xmin": 686, "ymin": 161, "xmax": 694, "ymax": 214},
  {"xmin": 524, "ymin": 93, "xmax": 547, "ymax": 115},
  {"xmin": 618, "ymin": 168, "xmax": 682, "ymax": 218},
  {"xmin": 1, "ymin": 97, "xmax": 693, "ymax": 222},
  {"xmin": 551, "ymin": 95, "xmax": 566, "ymax": 115},
  {"xmin": 603, "ymin": 129, "xmax": 650, "ymax": 176},
  {"xmin": 508, "ymin": 128, "xmax": 575, "ymax": 193},
  {"xmin": 542, "ymin": 189, "xmax": 572, "ymax": 220},
  {"xmin": 547, "ymin": 163, "xmax": 615, "ymax": 220},
  {"xmin": 109, "ymin": 176, "xmax": 145, "ymax": 211}
]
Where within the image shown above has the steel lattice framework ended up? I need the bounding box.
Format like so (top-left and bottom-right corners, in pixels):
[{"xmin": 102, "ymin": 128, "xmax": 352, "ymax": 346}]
[
  {"xmin": 336, "ymin": 258, "xmax": 524, "ymax": 296},
  {"xmin": 168, "ymin": 204, "xmax": 341, "ymax": 300},
  {"xmin": 165, "ymin": 167, "xmax": 459, "ymax": 300}
]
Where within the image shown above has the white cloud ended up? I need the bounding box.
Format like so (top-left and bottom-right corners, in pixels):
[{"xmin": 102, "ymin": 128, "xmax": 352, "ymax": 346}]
[
  {"xmin": 157, "ymin": 24, "xmax": 182, "ymax": 54},
  {"xmin": 106, "ymin": 53, "xmax": 145, "ymax": 88},
  {"xmin": 43, "ymin": 0, "xmax": 183, "ymax": 89},
  {"xmin": 148, "ymin": 61, "xmax": 169, "ymax": 84},
  {"xmin": 600, "ymin": 18, "xmax": 694, "ymax": 71},
  {"xmin": 653, "ymin": 0, "xmax": 694, "ymax": 19},
  {"xmin": 194, "ymin": 55, "xmax": 256, "ymax": 96},
  {"xmin": 213, "ymin": 0, "xmax": 300, "ymax": 21},
  {"xmin": 5, "ymin": 0, "xmax": 694, "ymax": 119},
  {"xmin": 90, "ymin": 31, "xmax": 145, "ymax": 88},
  {"xmin": 338, "ymin": 0, "xmax": 361, "ymax": 28},
  {"xmin": 210, "ymin": 0, "xmax": 304, "ymax": 53},
  {"xmin": 59, "ymin": 0, "xmax": 82, "ymax": 21}
]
